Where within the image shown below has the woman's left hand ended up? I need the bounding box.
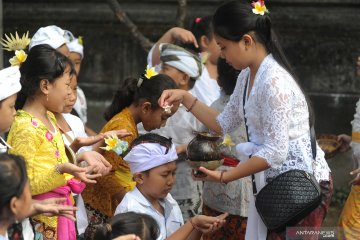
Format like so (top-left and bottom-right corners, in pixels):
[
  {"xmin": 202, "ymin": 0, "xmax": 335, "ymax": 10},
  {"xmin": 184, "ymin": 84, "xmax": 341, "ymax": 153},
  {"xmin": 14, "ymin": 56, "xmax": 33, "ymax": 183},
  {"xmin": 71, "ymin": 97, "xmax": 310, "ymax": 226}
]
[
  {"xmin": 192, "ymin": 213, "xmax": 228, "ymax": 234},
  {"xmin": 191, "ymin": 166, "xmax": 222, "ymax": 182}
]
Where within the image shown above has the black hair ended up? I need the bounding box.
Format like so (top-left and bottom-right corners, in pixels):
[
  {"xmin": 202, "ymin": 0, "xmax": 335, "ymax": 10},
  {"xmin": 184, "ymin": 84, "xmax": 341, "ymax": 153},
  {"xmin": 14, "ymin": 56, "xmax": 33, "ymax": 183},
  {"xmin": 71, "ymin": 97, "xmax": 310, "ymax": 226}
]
[
  {"xmin": 217, "ymin": 58, "xmax": 240, "ymax": 95},
  {"xmin": 212, "ymin": 0, "xmax": 314, "ymax": 126},
  {"xmin": 90, "ymin": 212, "xmax": 160, "ymax": 240},
  {"xmin": 189, "ymin": 15, "xmax": 214, "ymax": 53},
  {"xmin": 15, "ymin": 44, "xmax": 75, "ymax": 110},
  {"xmin": 104, "ymin": 74, "xmax": 177, "ymax": 121},
  {"xmin": 0, "ymin": 153, "xmax": 28, "ymax": 219},
  {"xmin": 130, "ymin": 133, "xmax": 173, "ymax": 154}
]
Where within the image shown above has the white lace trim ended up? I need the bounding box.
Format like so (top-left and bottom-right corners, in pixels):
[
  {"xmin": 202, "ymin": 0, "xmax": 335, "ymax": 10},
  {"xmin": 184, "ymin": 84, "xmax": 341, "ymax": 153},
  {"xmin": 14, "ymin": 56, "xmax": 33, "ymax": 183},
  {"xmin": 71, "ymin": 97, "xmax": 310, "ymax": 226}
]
[{"xmin": 217, "ymin": 54, "xmax": 330, "ymax": 183}]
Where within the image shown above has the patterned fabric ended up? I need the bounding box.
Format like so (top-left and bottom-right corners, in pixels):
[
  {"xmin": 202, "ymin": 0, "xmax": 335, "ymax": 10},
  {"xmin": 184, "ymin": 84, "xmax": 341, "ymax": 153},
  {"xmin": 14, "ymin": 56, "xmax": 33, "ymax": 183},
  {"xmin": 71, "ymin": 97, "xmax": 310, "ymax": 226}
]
[
  {"xmin": 7, "ymin": 223, "xmax": 24, "ymax": 240},
  {"xmin": 7, "ymin": 110, "xmax": 69, "ymax": 230},
  {"xmin": 203, "ymin": 204, "xmax": 247, "ymax": 240},
  {"xmin": 82, "ymin": 108, "xmax": 138, "ymax": 218},
  {"xmin": 338, "ymin": 185, "xmax": 360, "ymax": 240},
  {"xmin": 267, "ymin": 176, "xmax": 333, "ymax": 240},
  {"xmin": 31, "ymin": 218, "xmax": 57, "ymax": 240},
  {"xmin": 216, "ymin": 54, "xmax": 330, "ymax": 183}
]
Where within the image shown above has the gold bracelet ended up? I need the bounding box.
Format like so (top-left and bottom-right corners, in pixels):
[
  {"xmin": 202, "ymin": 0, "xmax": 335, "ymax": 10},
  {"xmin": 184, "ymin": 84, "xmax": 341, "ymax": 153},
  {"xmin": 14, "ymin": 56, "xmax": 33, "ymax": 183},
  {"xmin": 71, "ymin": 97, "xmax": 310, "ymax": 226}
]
[
  {"xmin": 220, "ymin": 170, "xmax": 227, "ymax": 184},
  {"xmin": 55, "ymin": 164, "xmax": 62, "ymax": 174},
  {"xmin": 186, "ymin": 97, "xmax": 198, "ymax": 112}
]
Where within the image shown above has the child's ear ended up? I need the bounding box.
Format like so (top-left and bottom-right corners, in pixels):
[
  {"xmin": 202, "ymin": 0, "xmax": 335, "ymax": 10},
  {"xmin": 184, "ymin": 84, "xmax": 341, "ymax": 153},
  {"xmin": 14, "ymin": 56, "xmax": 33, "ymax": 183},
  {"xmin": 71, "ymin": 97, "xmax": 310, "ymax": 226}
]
[
  {"xmin": 200, "ymin": 35, "xmax": 209, "ymax": 49},
  {"xmin": 242, "ymin": 34, "xmax": 254, "ymax": 48},
  {"xmin": 9, "ymin": 196, "xmax": 20, "ymax": 221},
  {"xmin": 179, "ymin": 73, "xmax": 190, "ymax": 88},
  {"xmin": 140, "ymin": 102, "xmax": 152, "ymax": 115},
  {"xmin": 133, "ymin": 172, "xmax": 145, "ymax": 184},
  {"xmin": 39, "ymin": 79, "xmax": 51, "ymax": 95}
]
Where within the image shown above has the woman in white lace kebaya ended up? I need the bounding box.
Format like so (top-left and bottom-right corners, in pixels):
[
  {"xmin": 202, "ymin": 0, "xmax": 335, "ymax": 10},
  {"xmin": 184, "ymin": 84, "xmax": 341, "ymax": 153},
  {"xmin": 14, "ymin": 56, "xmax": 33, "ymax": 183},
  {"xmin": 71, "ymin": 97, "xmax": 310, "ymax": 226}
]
[{"xmin": 158, "ymin": 1, "xmax": 332, "ymax": 240}]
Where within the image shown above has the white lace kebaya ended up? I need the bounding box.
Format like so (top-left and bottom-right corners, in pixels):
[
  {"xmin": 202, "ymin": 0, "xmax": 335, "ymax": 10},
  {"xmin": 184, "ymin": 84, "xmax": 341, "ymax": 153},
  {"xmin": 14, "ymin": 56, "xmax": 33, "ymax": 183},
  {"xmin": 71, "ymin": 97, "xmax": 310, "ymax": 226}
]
[{"xmin": 217, "ymin": 54, "xmax": 330, "ymax": 183}]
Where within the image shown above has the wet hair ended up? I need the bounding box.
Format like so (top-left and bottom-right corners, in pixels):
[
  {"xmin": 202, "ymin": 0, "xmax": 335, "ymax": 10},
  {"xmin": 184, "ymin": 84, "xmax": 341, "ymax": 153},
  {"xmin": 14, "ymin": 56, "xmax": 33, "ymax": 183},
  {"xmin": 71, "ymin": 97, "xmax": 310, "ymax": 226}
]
[
  {"xmin": 189, "ymin": 15, "xmax": 214, "ymax": 53},
  {"xmin": 104, "ymin": 74, "xmax": 177, "ymax": 121},
  {"xmin": 16, "ymin": 44, "xmax": 75, "ymax": 109},
  {"xmin": 0, "ymin": 153, "xmax": 28, "ymax": 219},
  {"xmin": 90, "ymin": 212, "xmax": 160, "ymax": 240},
  {"xmin": 217, "ymin": 58, "xmax": 240, "ymax": 95},
  {"xmin": 212, "ymin": 0, "xmax": 315, "ymax": 125}
]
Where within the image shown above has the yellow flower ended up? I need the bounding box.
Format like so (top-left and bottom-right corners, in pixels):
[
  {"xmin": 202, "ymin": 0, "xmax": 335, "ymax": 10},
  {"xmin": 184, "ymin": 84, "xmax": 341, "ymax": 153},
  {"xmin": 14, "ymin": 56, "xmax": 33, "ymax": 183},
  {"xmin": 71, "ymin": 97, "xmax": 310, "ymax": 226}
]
[
  {"xmin": 252, "ymin": 1, "xmax": 269, "ymax": 16},
  {"xmin": 0, "ymin": 31, "xmax": 31, "ymax": 51},
  {"xmin": 102, "ymin": 135, "xmax": 118, "ymax": 151},
  {"xmin": 221, "ymin": 134, "xmax": 235, "ymax": 150},
  {"xmin": 9, "ymin": 50, "xmax": 27, "ymax": 66},
  {"xmin": 144, "ymin": 65, "xmax": 158, "ymax": 79}
]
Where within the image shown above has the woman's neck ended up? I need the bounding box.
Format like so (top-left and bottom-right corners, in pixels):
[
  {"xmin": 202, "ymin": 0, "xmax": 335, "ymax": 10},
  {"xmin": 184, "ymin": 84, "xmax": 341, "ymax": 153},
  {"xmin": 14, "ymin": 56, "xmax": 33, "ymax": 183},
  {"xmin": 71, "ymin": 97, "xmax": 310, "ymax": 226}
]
[{"xmin": 249, "ymin": 47, "xmax": 268, "ymax": 81}]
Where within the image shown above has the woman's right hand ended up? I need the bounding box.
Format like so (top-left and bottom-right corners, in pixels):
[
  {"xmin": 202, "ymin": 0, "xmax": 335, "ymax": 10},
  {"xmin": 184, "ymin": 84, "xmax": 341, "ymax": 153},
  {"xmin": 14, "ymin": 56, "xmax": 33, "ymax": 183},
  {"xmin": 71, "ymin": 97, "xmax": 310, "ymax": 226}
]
[
  {"xmin": 158, "ymin": 89, "xmax": 187, "ymax": 108},
  {"xmin": 58, "ymin": 163, "xmax": 102, "ymax": 184},
  {"xmin": 337, "ymin": 134, "xmax": 352, "ymax": 152},
  {"xmin": 192, "ymin": 213, "xmax": 228, "ymax": 233}
]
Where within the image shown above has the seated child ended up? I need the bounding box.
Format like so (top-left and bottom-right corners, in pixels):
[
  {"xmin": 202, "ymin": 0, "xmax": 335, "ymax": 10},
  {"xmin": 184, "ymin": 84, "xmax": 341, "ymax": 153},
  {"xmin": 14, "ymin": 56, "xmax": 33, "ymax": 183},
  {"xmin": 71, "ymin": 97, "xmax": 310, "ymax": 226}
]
[{"xmin": 115, "ymin": 133, "xmax": 227, "ymax": 240}]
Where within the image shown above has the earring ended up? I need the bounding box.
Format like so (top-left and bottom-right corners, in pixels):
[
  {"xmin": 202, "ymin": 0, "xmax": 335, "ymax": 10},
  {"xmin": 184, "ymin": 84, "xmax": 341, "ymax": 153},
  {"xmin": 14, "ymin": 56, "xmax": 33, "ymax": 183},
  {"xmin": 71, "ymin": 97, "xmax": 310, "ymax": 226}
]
[{"xmin": 46, "ymin": 94, "xmax": 49, "ymax": 101}]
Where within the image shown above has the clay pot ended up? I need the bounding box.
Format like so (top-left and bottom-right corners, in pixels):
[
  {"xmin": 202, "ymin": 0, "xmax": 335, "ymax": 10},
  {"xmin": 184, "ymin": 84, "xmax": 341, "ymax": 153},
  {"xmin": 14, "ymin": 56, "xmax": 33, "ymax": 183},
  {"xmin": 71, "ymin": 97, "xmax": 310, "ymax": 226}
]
[{"xmin": 187, "ymin": 132, "xmax": 224, "ymax": 177}]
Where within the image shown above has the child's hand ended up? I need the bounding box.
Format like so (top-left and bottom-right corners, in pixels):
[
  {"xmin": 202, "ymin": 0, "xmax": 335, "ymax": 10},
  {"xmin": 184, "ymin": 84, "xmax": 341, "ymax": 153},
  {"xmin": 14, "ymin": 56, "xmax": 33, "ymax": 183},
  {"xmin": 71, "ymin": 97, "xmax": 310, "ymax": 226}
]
[
  {"xmin": 350, "ymin": 168, "xmax": 360, "ymax": 185},
  {"xmin": 169, "ymin": 27, "xmax": 199, "ymax": 49},
  {"xmin": 103, "ymin": 129, "xmax": 132, "ymax": 139},
  {"xmin": 59, "ymin": 163, "xmax": 101, "ymax": 184},
  {"xmin": 71, "ymin": 134, "xmax": 105, "ymax": 151},
  {"xmin": 337, "ymin": 134, "xmax": 352, "ymax": 152},
  {"xmin": 31, "ymin": 198, "xmax": 77, "ymax": 221},
  {"xmin": 192, "ymin": 213, "xmax": 228, "ymax": 233},
  {"xmin": 77, "ymin": 151, "xmax": 112, "ymax": 176}
]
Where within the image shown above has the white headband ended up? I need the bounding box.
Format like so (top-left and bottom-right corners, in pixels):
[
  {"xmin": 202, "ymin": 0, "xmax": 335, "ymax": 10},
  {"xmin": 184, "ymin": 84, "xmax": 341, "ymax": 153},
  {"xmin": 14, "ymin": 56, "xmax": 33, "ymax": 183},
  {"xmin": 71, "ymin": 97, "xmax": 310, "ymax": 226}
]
[
  {"xmin": 124, "ymin": 142, "xmax": 178, "ymax": 174},
  {"xmin": 29, "ymin": 25, "xmax": 66, "ymax": 50},
  {"xmin": 160, "ymin": 43, "xmax": 202, "ymax": 79},
  {"xmin": 0, "ymin": 66, "xmax": 21, "ymax": 101},
  {"xmin": 64, "ymin": 30, "xmax": 84, "ymax": 59}
]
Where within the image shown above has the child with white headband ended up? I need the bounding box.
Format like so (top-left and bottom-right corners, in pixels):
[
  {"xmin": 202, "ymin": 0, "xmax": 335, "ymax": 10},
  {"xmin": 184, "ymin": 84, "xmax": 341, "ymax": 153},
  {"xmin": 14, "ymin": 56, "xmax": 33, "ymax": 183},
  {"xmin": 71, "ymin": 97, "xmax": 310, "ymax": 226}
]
[{"xmin": 115, "ymin": 133, "xmax": 228, "ymax": 240}]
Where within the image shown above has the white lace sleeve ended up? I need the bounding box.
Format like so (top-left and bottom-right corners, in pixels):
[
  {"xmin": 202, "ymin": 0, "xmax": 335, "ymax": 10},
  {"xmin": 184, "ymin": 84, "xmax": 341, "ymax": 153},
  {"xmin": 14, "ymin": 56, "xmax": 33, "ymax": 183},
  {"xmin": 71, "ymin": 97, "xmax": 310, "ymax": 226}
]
[
  {"xmin": 216, "ymin": 72, "xmax": 246, "ymax": 134},
  {"xmin": 253, "ymin": 76, "xmax": 291, "ymax": 168}
]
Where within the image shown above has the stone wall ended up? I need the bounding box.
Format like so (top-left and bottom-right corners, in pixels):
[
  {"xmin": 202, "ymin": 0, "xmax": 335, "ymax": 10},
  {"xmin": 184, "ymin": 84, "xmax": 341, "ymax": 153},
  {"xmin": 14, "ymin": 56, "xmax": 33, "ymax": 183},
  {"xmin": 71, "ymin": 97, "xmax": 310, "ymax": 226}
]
[{"xmin": 3, "ymin": 0, "xmax": 360, "ymax": 133}]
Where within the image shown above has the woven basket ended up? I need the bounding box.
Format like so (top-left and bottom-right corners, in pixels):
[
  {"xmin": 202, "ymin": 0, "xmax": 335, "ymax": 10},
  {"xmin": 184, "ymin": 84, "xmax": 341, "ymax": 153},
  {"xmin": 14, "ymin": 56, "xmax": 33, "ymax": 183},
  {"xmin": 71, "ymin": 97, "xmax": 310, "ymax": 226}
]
[{"xmin": 317, "ymin": 134, "xmax": 341, "ymax": 159}]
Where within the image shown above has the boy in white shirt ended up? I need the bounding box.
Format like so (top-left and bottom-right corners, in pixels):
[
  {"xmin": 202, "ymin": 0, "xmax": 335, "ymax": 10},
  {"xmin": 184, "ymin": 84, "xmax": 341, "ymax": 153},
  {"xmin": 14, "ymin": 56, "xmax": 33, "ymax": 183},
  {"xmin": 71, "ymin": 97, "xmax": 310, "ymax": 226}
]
[{"xmin": 115, "ymin": 133, "xmax": 227, "ymax": 240}]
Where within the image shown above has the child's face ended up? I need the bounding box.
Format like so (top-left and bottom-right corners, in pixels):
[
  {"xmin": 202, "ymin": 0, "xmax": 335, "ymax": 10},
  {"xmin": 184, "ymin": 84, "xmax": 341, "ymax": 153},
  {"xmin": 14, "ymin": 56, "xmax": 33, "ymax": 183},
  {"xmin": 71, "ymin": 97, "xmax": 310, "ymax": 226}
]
[
  {"xmin": 141, "ymin": 106, "xmax": 176, "ymax": 132},
  {"xmin": 45, "ymin": 66, "xmax": 72, "ymax": 113},
  {"xmin": 69, "ymin": 52, "xmax": 82, "ymax": 75},
  {"xmin": 0, "ymin": 94, "xmax": 17, "ymax": 133},
  {"xmin": 203, "ymin": 37, "xmax": 221, "ymax": 65},
  {"xmin": 140, "ymin": 161, "xmax": 177, "ymax": 200},
  {"xmin": 63, "ymin": 75, "xmax": 78, "ymax": 113},
  {"xmin": 160, "ymin": 64, "xmax": 189, "ymax": 90}
]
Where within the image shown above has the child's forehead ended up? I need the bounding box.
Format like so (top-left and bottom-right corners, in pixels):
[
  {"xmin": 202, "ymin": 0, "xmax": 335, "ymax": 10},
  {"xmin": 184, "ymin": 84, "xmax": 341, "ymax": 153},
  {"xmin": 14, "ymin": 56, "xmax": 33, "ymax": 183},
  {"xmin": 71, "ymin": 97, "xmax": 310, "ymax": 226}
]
[{"xmin": 147, "ymin": 161, "xmax": 177, "ymax": 173}]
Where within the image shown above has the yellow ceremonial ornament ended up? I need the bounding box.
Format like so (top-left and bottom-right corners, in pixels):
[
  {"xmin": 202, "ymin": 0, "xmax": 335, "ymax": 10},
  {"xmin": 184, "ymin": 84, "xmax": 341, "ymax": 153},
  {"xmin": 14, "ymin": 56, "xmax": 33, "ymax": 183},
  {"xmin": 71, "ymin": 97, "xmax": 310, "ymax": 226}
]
[
  {"xmin": 0, "ymin": 31, "xmax": 31, "ymax": 51},
  {"xmin": 9, "ymin": 50, "xmax": 28, "ymax": 66},
  {"xmin": 100, "ymin": 134, "xmax": 129, "ymax": 156},
  {"xmin": 252, "ymin": 0, "xmax": 269, "ymax": 16},
  {"xmin": 221, "ymin": 134, "xmax": 235, "ymax": 150},
  {"xmin": 78, "ymin": 36, "xmax": 83, "ymax": 45},
  {"xmin": 144, "ymin": 65, "xmax": 158, "ymax": 79}
]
